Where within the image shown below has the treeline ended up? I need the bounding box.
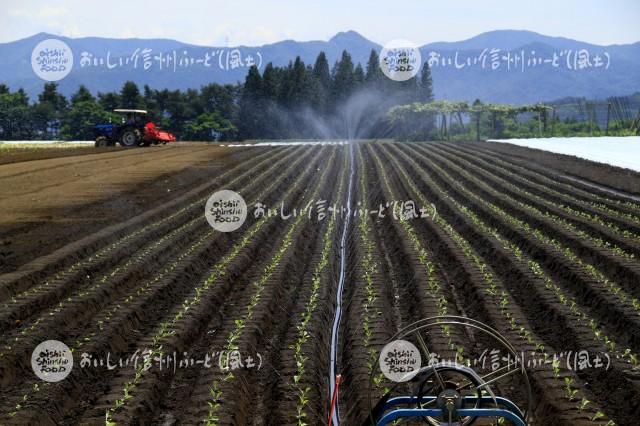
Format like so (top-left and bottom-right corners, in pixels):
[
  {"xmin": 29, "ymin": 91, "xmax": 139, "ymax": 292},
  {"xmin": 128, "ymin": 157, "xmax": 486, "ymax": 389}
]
[
  {"xmin": 0, "ymin": 49, "xmax": 434, "ymax": 141},
  {"xmin": 0, "ymin": 81, "xmax": 238, "ymax": 141},
  {"xmin": 238, "ymin": 50, "xmax": 434, "ymax": 139},
  {"xmin": 389, "ymin": 99, "xmax": 640, "ymax": 141}
]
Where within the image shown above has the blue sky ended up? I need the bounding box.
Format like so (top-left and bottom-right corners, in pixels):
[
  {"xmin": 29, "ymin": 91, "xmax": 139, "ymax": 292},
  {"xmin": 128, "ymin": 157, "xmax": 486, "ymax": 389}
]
[{"xmin": 1, "ymin": 0, "xmax": 639, "ymax": 46}]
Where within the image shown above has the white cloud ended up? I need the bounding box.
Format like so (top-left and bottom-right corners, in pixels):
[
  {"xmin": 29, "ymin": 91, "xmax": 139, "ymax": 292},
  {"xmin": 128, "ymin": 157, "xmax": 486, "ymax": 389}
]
[
  {"xmin": 36, "ymin": 6, "xmax": 67, "ymax": 20},
  {"xmin": 60, "ymin": 24, "xmax": 82, "ymax": 38},
  {"xmin": 119, "ymin": 28, "xmax": 137, "ymax": 39},
  {"xmin": 7, "ymin": 8, "xmax": 31, "ymax": 18}
]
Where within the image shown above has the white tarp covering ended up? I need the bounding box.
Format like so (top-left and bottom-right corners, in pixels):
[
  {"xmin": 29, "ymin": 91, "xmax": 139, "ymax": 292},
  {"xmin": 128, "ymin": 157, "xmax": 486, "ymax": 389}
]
[{"xmin": 488, "ymin": 137, "xmax": 640, "ymax": 172}]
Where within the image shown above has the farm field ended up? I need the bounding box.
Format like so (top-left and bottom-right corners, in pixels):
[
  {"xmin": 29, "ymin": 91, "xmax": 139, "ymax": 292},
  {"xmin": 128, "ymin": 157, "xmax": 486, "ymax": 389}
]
[
  {"xmin": 1, "ymin": 140, "xmax": 640, "ymax": 425},
  {"xmin": 478, "ymin": 140, "xmax": 640, "ymax": 198},
  {"xmin": 0, "ymin": 142, "xmax": 98, "ymax": 166},
  {"xmin": 488, "ymin": 137, "xmax": 640, "ymax": 173},
  {"xmin": 0, "ymin": 143, "xmax": 239, "ymax": 272}
]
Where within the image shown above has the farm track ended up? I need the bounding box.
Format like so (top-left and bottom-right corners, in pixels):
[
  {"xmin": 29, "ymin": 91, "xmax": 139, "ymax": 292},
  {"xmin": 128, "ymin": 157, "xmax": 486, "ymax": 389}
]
[{"xmin": 1, "ymin": 141, "xmax": 639, "ymax": 425}]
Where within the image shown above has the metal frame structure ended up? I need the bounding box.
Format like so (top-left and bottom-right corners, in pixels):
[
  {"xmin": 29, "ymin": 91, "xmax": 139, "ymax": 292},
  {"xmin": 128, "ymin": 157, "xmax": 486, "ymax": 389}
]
[{"xmin": 367, "ymin": 316, "xmax": 532, "ymax": 426}]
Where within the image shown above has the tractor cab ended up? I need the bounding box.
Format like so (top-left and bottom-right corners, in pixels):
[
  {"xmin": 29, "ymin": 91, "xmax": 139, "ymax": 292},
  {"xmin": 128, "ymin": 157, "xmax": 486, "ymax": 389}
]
[
  {"xmin": 93, "ymin": 109, "xmax": 176, "ymax": 148},
  {"xmin": 116, "ymin": 109, "xmax": 145, "ymax": 123}
]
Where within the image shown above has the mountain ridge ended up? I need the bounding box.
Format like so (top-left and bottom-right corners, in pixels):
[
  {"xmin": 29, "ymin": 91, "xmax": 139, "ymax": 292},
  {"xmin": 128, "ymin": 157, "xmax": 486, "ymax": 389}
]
[{"xmin": 2, "ymin": 30, "xmax": 638, "ymax": 104}]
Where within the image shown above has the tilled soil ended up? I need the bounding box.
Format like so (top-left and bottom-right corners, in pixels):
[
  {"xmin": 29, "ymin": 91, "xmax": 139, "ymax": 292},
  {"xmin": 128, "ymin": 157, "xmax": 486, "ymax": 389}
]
[
  {"xmin": 0, "ymin": 145, "xmax": 110, "ymax": 166},
  {"xmin": 0, "ymin": 141, "xmax": 639, "ymax": 426},
  {"xmin": 469, "ymin": 141, "xmax": 640, "ymax": 197},
  {"xmin": 0, "ymin": 144, "xmax": 244, "ymax": 272}
]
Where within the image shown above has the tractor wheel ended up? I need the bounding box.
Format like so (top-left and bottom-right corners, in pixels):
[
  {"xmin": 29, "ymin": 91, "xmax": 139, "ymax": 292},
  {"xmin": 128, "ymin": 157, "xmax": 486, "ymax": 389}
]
[
  {"xmin": 95, "ymin": 136, "xmax": 109, "ymax": 147},
  {"xmin": 119, "ymin": 128, "xmax": 141, "ymax": 148}
]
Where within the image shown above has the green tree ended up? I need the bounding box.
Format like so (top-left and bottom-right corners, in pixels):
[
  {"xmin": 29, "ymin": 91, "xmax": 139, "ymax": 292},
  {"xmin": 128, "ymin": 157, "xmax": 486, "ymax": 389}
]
[
  {"xmin": 313, "ymin": 52, "xmax": 332, "ymax": 92},
  {"xmin": 184, "ymin": 111, "xmax": 236, "ymax": 141},
  {"xmin": 353, "ymin": 63, "xmax": 365, "ymax": 89},
  {"xmin": 365, "ymin": 49, "xmax": 384, "ymax": 87},
  {"xmin": 312, "ymin": 52, "xmax": 332, "ymax": 114},
  {"xmin": 261, "ymin": 63, "xmax": 280, "ymax": 101},
  {"xmin": 60, "ymin": 96, "xmax": 112, "ymax": 140},
  {"xmin": 33, "ymin": 83, "xmax": 67, "ymax": 138},
  {"xmin": 39, "ymin": 83, "xmax": 67, "ymax": 111},
  {"xmin": 471, "ymin": 99, "xmax": 483, "ymax": 140},
  {"xmin": 71, "ymin": 85, "xmax": 95, "ymax": 105},
  {"xmin": 238, "ymin": 65, "xmax": 264, "ymax": 139},
  {"xmin": 98, "ymin": 92, "xmax": 120, "ymax": 112},
  {"xmin": 419, "ymin": 62, "xmax": 434, "ymax": 103},
  {"xmin": 164, "ymin": 90, "xmax": 191, "ymax": 135},
  {"xmin": 142, "ymin": 85, "xmax": 161, "ymax": 121},
  {"xmin": 287, "ymin": 56, "xmax": 309, "ymax": 108},
  {"xmin": 119, "ymin": 81, "xmax": 144, "ymax": 109},
  {"xmin": 201, "ymin": 84, "xmax": 239, "ymax": 118},
  {"xmin": 0, "ymin": 89, "xmax": 31, "ymax": 139},
  {"xmin": 331, "ymin": 50, "xmax": 355, "ymax": 105}
]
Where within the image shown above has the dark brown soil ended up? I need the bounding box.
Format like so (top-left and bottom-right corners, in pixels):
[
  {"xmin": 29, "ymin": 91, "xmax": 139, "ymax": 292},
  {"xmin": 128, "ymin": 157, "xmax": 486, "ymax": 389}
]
[
  {"xmin": 0, "ymin": 145, "xmax": 117, "ymax": 165},
  {"xmin": 0, "ymin": 144, "xmax": 249, "ymax": 272},
  {"xmin": 1, "ymin": 141, "xmax": 639, "ymax": 426},
  {"xmin": 464, "ymin": 141, "xmax": 640, "ymax": 197}
]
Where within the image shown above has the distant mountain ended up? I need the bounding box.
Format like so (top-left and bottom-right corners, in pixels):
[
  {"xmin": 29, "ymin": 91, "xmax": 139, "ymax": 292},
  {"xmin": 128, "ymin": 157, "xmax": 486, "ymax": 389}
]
[
  {"xmin": 1, "ymin": 30, "xmax": 639, "ymax": 104},
  {"xmin": 420, "ymin": 30, "xmax": 640, "ymax": 103}
]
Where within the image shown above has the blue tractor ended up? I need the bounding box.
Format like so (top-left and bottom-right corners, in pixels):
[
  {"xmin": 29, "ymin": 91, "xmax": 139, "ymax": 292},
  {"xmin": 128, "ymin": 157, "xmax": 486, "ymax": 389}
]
[{"xmin": 93, "ymin": 109, "xmax": 176, "ymax": 148}]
